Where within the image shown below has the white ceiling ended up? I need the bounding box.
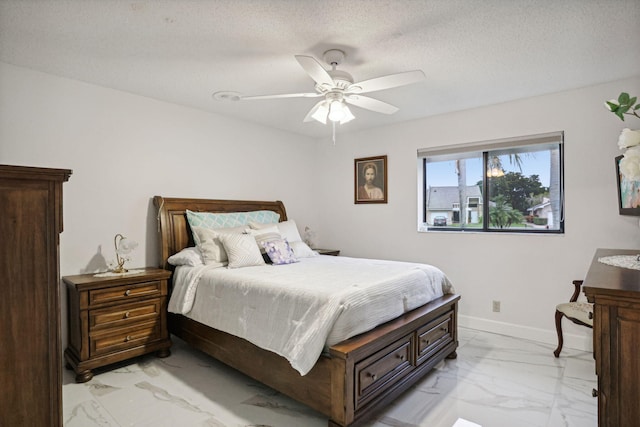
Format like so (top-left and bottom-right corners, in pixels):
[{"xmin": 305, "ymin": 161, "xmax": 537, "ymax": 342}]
[{"xmin": 1, "ymin": 0, "xmax": 639, "ymax": 139}]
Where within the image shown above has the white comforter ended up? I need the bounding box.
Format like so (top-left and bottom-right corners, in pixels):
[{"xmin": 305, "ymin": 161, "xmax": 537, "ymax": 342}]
[{"xmin": 168, "ymin": 255, "xmax": 454, "ymax": 375}]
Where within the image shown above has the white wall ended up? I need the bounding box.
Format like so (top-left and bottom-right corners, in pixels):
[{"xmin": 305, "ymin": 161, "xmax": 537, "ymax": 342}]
[
  {"xmin": 312, "ymin": 76, "xmax": 640, "ymax": 350},
  {"xmin": 0, "ymin": 62, "xmax": 320, "ymax": 273}
]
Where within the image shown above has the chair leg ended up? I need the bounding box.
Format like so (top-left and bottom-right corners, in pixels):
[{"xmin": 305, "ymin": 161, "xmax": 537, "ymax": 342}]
[{"xmin": 553, "ymin": 309, "xmax": 564, "ymax": 357}]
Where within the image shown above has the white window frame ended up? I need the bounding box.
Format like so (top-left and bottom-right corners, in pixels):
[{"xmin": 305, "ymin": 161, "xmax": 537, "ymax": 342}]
[{"xmin": 417, "ymin": 132, "xmax": 564, "ymax": 234}]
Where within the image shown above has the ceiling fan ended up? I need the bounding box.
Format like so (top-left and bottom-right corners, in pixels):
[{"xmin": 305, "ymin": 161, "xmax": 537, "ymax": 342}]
[{"xmin": 217, "ymin": 49, "xmax": 425, "ymax": 125}]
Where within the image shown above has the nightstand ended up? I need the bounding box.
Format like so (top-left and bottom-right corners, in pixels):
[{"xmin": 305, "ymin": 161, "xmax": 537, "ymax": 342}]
[
  {"xmin": 63, "ymin": 267, "xmax": 172, "ymax": 383},
  {"xmin": 315, "ymin": 248, "xmax": 340, "ymax": 256}
]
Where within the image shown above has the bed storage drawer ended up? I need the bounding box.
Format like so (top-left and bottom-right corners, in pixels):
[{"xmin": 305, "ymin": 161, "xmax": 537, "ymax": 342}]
[
  {"xmin": 354, "ymin": 334, "xmax": 413, "ymax": 410},
  {"xmin": 416, "ymin": 312, "xmax": 454, "ymax": 365}
]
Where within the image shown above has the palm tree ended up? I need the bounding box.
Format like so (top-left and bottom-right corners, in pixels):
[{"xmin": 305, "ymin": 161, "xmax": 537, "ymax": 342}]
[{"xmin": 489, "ymin": 195, "xmax": 524, "ymax": 228}]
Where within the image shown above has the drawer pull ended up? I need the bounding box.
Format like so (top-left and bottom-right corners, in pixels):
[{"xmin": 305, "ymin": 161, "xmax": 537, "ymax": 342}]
[
  {"xmin": 423, "ymin": 339, "xmax": 430, "ymax": 345},
  {"xmin": 124, "ymin": 289, "xmax": 131, "ymax": 296},
  {"xmin": 592, "ymin": 388, "xmax": 598, "ymax": 397},
  {"xmin": 124, "ymin": 311, "xmax": 130, "ymax": 319},
  {"xmin": 370, "ymin": 373, "xmax": 377, "ymax": 381},
  {"xmin": 397, "ymin": 354, "xmax": 405, "ymax": 361},
  {"xmin": 125, "ymin": 335, "xmax": 132, "ymax": 342}
]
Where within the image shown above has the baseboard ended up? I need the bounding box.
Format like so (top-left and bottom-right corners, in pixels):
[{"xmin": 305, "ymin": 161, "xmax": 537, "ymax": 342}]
[{"xmin": 459, "ymin": 314, "xmax": 593, "ymax": 352}]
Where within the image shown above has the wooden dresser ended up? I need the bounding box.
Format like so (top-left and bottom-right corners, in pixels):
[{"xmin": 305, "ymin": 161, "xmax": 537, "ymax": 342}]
[
  {"xmin": 64, "ymin": 268, "xmax": 172, "ymax": 382},
  {"xmin": 0, "ymin": 165, "xmax": 71, "ymax": 427},
  {"xmin": 583, "ymin": 248, "xmax": 640, "ymax": 427}
]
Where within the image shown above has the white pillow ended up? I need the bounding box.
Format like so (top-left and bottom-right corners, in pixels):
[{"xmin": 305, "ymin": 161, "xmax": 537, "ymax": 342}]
[
  {"xmin": 218, "ymin": 233, "xmax": 266, "ymax": 269},
  {"xmin": 289, "ymin": 240, "xmax": 318, "ymax": 258},
  {"xmin": 247, "ymin": 226, "xmax": 281, "ymax": 253},
  {"xmin": 167, "ymin": 247, "xmax": 204, "ymax": 266},
  {"xmin": 192, "ymin": 226, "xmax": 246, "ymax": 264},
  {"xmin": 250, "ymin": 220, "xmax": 302, "ymax": 243}
]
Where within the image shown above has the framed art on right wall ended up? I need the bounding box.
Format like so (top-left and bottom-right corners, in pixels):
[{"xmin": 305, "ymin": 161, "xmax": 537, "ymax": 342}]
[{"xmin": 616, "ymin": 155, "xmax": 640, "ymax": 215}]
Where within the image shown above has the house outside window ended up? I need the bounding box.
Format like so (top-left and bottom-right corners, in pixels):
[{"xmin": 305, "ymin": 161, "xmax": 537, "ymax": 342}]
[{"xmin": 418, "ymin": 132, "xmax": 564, "ymax": 233}]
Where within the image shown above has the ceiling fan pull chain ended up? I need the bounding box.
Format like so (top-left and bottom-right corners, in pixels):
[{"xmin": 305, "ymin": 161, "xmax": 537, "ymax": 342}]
[{"xmin": 332, "ymin": 121, "xmax": 336, "ymax": 146}]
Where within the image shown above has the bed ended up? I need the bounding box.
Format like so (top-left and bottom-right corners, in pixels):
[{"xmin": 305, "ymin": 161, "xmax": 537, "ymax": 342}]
[{"xmin": 154, "ymin": 196, "xmax": 460, "ymax": 427}]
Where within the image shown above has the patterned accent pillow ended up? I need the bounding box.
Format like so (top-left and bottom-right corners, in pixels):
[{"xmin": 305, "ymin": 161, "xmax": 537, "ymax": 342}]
[
  {"xmin": 217, "ymin": 233, "xmax": 265, "ymax": 269},
  {"xmin": 186, "ymin": 210, "xmax": 280, "ymax": 230},
  {"xmin": 191, "ymin": 226, "xmax": 245, "ymax": 264},
  {"xmin": 262, "ymin": 239, "xmax": 299, "ymax": 265}
]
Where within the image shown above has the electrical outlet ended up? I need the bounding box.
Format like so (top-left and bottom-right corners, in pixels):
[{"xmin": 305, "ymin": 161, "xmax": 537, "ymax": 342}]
[{"xmin": 492, "ymin": 300, "xmax": 501, "ymax": 312}]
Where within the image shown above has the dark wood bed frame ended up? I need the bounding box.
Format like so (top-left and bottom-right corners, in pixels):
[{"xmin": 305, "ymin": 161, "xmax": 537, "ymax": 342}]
[{"xmin": 154, "ymin": 196, "xmax": 460, "ymax": 427}]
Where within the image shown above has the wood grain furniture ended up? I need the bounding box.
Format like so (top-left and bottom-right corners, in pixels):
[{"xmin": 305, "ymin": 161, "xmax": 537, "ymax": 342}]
[
  {"xmin": 0, "ymin": 165, "xmax": 71, "ymax": 427},
  {"xmin": 63, "ymin": 268, "xmax": 172, "ymax": 382},
  {"xmin": 315, "ymin": 248, "xmax": 340, "ymax": 256},
  {"xmin": 553, "ymin": 280, "xmax": 593, "ymax": 357},
  {"xmin": 583, "ymin": 248, "xmax": 640, "ymax": 427},
  {"xmin": 154, "ymin": 196, "xmax": 460, "ymax": 427}
]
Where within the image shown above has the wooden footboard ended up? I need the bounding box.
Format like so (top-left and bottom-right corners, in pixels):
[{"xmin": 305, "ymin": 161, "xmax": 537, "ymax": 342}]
[{"xmin": 169, "ymin": 293, "xmax": 459, "ymax": 427}]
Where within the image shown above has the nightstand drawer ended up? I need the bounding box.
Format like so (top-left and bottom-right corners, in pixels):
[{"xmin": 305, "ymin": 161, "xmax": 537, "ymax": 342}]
[
  {"xmin": 90, "ymin": 322, "xmax": 161, "ymax": 357},
  {"xmin": 90, "ymin": 300, "xmax": 162, "ymax": 331},
  {"xmin": 89, "ymin": 280, "xmax": 164, "ymax": 306}
]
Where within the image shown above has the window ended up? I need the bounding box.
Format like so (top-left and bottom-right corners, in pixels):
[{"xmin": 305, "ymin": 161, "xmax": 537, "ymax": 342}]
[{"xmin": 418, "ymin": 132, "xmax": 564, "ymax": 233}]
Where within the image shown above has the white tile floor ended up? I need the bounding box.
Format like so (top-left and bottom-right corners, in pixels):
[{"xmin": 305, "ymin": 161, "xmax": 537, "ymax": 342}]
[{"xmin": 63, "ymin": 327, "xmax": 597, "ymax": 427}]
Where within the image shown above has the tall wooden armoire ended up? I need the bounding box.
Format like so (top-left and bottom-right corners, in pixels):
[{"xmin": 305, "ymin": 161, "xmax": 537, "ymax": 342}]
[{"xmin": 0, "ymin": 165, "xmax": 71, "ymax": 426}]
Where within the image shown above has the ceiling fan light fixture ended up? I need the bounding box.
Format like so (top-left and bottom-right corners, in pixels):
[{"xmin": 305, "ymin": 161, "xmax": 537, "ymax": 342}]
[
  {"xmin": 328, "ymin": 100, "xmax": 346, "ymax": 122},
  {"xmin": 311, "ymin": 102, "xmax": 329, "ymax": 124},
  {"xmin": 340, "ymin": 105, "xmax": 355, "ymax": 124}
]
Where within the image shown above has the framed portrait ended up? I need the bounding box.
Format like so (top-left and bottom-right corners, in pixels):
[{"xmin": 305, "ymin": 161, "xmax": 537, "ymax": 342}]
[
  {"xmin": 355, "ymin": 155, "xmax": 387, "ymax": 204},
  {"xmin": 615, "ymin": 155, "xmax": 640, "ymax": 216}
]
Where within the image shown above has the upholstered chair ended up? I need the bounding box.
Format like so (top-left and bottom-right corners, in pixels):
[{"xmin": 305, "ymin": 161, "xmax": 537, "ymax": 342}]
[{"xmin": 553, "ymin": 280, "xmax": 593, "ymax": 357}]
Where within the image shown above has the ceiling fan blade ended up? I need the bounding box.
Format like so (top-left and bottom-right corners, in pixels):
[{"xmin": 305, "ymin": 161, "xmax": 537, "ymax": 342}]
[
  {"xmin": 240, "ymin": 92, "xmax": 321, "ymax": 100},
  {"xmin": 348, "ymin": 70, "xmax": 425, "ymax": 94},
  {"xmin": 295, "ymin": 55, "xmax": 334, "ymax": 87},
  {"xmin": 345, "ymin": 95, "xmax": 399, "ymax": 115}
]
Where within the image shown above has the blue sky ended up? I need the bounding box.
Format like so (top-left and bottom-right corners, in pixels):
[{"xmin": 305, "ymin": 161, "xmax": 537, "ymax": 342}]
[{"xmin": 426, "ymin": 150, "xmax": 551, "ymax": 188}]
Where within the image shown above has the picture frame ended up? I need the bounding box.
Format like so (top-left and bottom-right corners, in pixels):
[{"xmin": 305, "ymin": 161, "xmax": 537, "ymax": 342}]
[
  {"xmin": 615, "ymin": 155, "xmax": 640, "ymax": 216},
  {"xmin": 355, "ymin": 155, "xmax": 387, "ymax": 204}
]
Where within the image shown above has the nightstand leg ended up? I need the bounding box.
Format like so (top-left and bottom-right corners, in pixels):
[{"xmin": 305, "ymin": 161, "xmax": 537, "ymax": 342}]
[
  {"xmin": 75, "ymin": 369, "xmax": 93, "ymax": 383},
  {"xmin": 156, "ymin": 348, "xmax": 171, "ymax": 358}
]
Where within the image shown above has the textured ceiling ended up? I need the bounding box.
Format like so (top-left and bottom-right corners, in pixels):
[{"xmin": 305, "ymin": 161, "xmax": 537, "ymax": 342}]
[{"xmin": 1, "ymin": 0, "xmax": 639, "ymax": 139}]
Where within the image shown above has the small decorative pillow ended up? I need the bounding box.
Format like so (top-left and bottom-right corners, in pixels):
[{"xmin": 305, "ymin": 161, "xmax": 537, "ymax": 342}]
[
  {"xmin": 218, "ymin": 233, "xmax": 266, "ymax": 268},
  {"xmin": 262, "ymin": 239, "xmax": 299, "ymax": 265},
  {"xmin": 289, "ymin": 240, "xmax": 318, "ymax": 258},
  {"xmin": 167, "ymin": 247, "xmax": 204, "ymax": 266}
]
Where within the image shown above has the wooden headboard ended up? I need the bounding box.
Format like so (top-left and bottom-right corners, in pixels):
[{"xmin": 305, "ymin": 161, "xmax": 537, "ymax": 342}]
[{"xmin": 153, "ymin": 196, "xmax": 288, "ymax": 271}]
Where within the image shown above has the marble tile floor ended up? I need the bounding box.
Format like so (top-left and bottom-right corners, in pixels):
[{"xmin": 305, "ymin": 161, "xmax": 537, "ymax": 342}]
[{"xmin": 63, "ymin": 327, "xmax": 597, "ymax": 427}]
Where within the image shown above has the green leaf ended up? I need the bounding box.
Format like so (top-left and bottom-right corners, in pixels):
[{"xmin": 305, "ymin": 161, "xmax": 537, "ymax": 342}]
[
  {"xmin": 606, "ymin": 101, "xmax": 619, "ymax": 112},
  {"xmin": 619, "ymin": 105, "xmax": 630, "ymax": 114},
  {"xmin": 616, "ymin": 111, "xmax": 625, "ymax": 121},
  {"xmin": 629, "ymin": 96, "xmax": 637, "ymax": 106},
  {"xmin": 634, "ymin": 104, "xmax": 640, "ymax": 110},
  {"xmin": 619, "ymin": 92, "xmax": 630, "ymax": 104}
]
